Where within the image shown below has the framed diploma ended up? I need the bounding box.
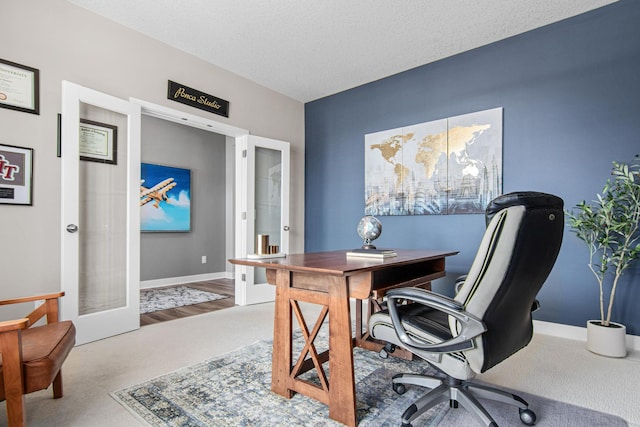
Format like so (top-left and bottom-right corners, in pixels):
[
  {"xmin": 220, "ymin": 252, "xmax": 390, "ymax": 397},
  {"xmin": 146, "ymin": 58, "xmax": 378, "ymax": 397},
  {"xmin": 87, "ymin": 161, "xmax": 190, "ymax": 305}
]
[
  {"xmin": 0, "ymin": 144, "xmax": 34, "ymax": 206},
  {"xmin": 79, "ymin": 119, "xmax": 118, "ymax": 165},
  {"xmin": 0, "ymin": 58, "xmax": 39, "ymax": 115}
]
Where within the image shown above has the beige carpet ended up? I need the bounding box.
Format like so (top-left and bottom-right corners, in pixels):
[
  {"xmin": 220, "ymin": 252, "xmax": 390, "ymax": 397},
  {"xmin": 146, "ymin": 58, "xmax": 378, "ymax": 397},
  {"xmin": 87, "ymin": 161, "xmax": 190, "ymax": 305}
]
[
  {"xmin": 481, "ymin": 332, "xmax": 640, "ymax": 425},
  {"xmin": 2, "ymin": 302, "xmax": 638, "ymax": 426}
]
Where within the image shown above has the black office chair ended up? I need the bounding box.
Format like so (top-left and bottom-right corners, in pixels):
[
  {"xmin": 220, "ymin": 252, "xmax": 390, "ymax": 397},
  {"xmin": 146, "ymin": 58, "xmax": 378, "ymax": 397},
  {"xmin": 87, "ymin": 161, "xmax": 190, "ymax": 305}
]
[{"xmin": 369, "ymin": 192, "xmax": 564, "ymax": 427}]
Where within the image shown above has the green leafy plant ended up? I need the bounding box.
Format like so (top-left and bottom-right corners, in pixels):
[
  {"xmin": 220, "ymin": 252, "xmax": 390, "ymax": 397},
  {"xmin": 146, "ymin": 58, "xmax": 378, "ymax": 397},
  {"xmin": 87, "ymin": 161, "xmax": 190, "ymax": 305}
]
[{"xmin": 566, "ymin": 159, "xmax": 640, "ymax": 327}]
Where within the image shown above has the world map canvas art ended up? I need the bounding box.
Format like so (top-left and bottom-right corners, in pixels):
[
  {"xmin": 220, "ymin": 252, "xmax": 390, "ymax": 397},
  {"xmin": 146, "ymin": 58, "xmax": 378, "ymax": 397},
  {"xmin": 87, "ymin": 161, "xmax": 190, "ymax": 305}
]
[{"xmin": 365, "ymin": 107, "xmax": 502, "ymax": 215}]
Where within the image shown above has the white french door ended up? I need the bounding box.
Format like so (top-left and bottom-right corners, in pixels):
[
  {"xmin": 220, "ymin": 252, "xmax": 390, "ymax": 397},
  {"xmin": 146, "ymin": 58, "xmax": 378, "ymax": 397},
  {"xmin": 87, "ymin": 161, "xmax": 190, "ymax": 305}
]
[
  {"xmin": 235, "ymin": 135, "xmax": 290, "ymax": 305},
  {"xmin": 61, "ymin": 81, "xmax": 141, "ymax": 345}
]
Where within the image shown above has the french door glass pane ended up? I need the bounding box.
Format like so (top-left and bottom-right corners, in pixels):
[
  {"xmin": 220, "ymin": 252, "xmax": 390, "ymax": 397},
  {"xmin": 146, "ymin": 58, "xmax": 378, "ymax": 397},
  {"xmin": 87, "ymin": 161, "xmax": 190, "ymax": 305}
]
[
  {"xmin": 254, "ymin": 146, "xmax": 282, "ymax": 284},
  {"xmin": 78, "ymin": 103, "xmax": 128, "ymax": 315}
]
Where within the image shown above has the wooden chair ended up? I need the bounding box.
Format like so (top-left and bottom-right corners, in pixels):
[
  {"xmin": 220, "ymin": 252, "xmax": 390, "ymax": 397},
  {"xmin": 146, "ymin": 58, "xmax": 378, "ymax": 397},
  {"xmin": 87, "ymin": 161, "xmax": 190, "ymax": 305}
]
[{"xmin": 0, "ymin": 292, "xmax": 76, "ymax": 427}]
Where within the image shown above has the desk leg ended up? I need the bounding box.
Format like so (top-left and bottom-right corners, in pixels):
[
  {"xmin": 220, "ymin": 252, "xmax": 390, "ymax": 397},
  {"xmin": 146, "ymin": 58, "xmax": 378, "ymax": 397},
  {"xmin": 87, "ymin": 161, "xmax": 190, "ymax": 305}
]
[
  {"xmin": 271, "ymin": 270, "xmax": 293, "ymax": 398},
  {"xmin": 328, "ymin": 276, "xmax": 357, "ymax": 427}
]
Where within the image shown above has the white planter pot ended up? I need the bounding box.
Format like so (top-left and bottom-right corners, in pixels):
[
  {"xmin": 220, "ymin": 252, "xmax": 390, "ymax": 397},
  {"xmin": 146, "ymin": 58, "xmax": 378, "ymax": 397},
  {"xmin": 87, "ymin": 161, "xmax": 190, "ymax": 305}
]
[{"xmin": 586, "ymin": 320, "xmax": 627, "ymax": 358}]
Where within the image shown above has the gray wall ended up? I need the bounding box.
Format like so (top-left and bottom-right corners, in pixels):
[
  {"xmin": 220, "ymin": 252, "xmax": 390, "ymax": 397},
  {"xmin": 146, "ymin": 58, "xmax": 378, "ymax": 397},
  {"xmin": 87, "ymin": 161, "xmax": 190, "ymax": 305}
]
[
  {"xmin": 305, "ymin": 1, "xmax": 640, "ymax": 334},
  {"xmin": 140, "ymin": 116, "xmax": 228, "ymax": 282}
]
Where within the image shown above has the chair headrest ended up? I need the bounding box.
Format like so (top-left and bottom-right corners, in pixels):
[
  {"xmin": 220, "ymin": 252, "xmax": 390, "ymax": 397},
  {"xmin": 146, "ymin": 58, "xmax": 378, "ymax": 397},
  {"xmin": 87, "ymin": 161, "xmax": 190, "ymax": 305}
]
[{"xmin": 485, "ymin": 191, "xmax": 564, "ymax": 226}]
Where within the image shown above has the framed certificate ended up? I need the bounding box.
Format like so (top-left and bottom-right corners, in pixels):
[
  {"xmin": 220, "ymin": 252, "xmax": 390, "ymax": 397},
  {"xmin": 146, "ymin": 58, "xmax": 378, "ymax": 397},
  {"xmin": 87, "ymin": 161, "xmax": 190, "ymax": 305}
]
[
  {"xmin": 79, "ymin": 119, "xmax": 118, "ymax": 165},
  {"xmin": 0, "ymin": 58, "xmax": 39, "ymax": 115},
  {"xmin": 0, "ymin": 144, "xmax": 34, "ymax": 205}
]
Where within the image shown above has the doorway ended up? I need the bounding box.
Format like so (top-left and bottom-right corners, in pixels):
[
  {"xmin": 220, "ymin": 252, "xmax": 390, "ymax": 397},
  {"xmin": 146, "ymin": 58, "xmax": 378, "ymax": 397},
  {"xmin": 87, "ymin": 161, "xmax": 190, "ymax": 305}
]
[
  {"xmin": 139, "ymin": 115, "xmax": 233, "ymax": 293},
  {"xmin": 62, "ymin": 85, "xmax": 289, "ymax": 344},
  {"xmin": 134, "ymin": 98, "xmax": 291, "ymax": 308}
]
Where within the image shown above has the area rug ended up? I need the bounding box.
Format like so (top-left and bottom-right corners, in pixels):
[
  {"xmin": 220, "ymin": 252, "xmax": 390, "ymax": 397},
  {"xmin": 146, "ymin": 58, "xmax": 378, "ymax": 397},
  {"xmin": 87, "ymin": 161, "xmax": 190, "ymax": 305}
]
[
  {"xmin": 140, "ymin": 286, "xmax": 229, "ymax": 314},
  {"xmin": 112, "ymin": 330, "xmax": 628, "ymax": 427}
]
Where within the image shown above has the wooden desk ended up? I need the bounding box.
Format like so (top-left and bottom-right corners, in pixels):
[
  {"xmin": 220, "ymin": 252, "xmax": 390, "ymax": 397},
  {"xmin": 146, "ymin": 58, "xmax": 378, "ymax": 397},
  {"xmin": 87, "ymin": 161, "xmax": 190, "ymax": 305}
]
[{"xmin": 229, "ymin": 249, "xmax": 457, "ymax": 426}]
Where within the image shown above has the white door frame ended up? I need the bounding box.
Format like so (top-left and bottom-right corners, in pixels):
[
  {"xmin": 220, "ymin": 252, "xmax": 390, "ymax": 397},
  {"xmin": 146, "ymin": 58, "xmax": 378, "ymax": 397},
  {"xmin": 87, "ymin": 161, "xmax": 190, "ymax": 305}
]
[{"xmin": 131, "ymin": 99, "xmax": 248, "ymax": 138}]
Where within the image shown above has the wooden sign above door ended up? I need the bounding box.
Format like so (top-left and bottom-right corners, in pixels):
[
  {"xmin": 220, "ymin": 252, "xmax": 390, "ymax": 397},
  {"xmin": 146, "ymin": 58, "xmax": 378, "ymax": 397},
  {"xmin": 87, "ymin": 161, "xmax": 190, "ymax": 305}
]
[{"xmin": 167, "ymin": 80, "xmax": 229, "ymax": 118}]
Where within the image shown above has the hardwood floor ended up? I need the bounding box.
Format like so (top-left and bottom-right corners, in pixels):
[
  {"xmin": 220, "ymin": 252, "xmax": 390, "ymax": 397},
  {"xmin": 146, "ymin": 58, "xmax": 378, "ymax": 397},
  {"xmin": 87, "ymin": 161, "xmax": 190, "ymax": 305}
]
[{"xmin": 140, "ymin": 278, "xmax": 235, "ymax": 326}]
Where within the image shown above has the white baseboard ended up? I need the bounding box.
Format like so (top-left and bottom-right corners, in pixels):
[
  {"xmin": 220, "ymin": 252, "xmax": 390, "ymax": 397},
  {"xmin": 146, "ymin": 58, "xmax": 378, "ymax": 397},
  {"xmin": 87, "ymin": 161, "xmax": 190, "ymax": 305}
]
[
  {"xmin": 140, "ymin": 272, "xmax": 234, "ymax": 289},
  {"xmin": 534, "ymin": 320, "xmax": 640, "ymax": 351}
]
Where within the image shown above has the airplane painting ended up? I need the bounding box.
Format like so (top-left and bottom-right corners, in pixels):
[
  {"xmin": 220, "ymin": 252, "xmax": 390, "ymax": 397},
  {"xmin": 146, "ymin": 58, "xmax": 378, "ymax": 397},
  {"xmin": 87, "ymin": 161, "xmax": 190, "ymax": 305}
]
[
  {"xmin": 140, "ymin": 163, "xmax": 191, "ymax": 232},
  {"xmin": 140, "ymin": 178, "xmax": 177, "ymax": 208}
]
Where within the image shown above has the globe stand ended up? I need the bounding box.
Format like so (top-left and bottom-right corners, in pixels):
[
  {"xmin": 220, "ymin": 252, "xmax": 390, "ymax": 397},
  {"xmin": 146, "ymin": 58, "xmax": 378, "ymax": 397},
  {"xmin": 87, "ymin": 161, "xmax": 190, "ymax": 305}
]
[{"xmin": 361, "ymin": 238, "xmax": 376, "ymax": 250}]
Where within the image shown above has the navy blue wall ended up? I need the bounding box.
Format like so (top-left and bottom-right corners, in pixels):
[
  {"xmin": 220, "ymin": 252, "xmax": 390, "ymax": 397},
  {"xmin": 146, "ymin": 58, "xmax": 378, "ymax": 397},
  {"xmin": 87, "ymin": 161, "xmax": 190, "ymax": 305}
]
[{"xmin": 305, "ymin": 1, "xmax": 640, "ymax": 334}]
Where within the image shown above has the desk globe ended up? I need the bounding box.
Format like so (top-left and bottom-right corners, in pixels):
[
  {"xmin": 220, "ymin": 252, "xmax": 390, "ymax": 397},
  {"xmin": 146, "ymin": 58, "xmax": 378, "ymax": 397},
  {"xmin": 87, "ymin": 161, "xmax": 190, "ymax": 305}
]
[{"xmin": 357, "ymin": 215, "xmax": 382, "ymax": 249}]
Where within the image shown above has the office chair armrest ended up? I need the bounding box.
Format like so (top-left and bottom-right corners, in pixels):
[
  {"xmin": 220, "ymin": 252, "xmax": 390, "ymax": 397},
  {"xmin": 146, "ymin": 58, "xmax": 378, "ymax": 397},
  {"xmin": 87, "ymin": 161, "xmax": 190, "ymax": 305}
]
[
  {"xmin": 387, "ymin": 287, "xmax": 463, "ymax": 311},
  {"xmin": 385, "ymin": 287, "xmax": 486, "ymax": 353},
  {"xmin": 454, "ymin": 274, "xmax": 468, "ymax": 294}
]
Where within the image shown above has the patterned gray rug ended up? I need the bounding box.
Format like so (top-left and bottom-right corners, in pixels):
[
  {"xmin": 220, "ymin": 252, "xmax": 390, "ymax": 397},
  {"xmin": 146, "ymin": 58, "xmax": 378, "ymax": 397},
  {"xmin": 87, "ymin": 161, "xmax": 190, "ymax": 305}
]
[
  {"xmin": 140, "ymin": 286, "xmax": 229, "ymax": 314},
  {"xmin": 111, "ymin": 328, "xmax": 627, "ymax": 427}
]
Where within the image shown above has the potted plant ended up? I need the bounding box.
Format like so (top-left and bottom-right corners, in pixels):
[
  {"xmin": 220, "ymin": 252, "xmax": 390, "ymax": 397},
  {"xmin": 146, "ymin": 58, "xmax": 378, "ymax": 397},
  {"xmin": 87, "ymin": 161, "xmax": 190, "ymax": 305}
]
[{"xmin": 566, "ymin": 159, "xmax": 640, "ymax": 357}]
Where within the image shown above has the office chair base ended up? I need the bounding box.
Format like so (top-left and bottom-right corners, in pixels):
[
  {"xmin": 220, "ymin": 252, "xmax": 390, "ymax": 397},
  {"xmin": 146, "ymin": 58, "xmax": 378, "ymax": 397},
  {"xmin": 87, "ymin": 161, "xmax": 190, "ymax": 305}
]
[{"xmin": 392, "ymin": 373, "xmax": 536, "ymax": 427}]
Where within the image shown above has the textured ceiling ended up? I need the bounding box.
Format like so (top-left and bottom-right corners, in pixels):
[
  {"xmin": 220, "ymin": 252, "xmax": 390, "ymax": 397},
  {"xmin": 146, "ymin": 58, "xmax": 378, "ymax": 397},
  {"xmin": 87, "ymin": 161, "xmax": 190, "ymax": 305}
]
[{"xmin": 67, "ymin": 0, "xmax": 617, "ymax": 103}]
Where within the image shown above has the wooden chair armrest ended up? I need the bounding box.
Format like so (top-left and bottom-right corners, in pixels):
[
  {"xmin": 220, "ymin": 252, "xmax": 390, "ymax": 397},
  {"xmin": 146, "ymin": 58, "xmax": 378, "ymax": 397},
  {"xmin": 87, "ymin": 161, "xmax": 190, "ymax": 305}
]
[
  {"xmin": 0, "ymin": 292, "xmax": 65, "ymax": 306},
  {"xmin": 0, "ymin": 292, "xmax": 65, "ymax": 326},
  {"xmin": 0, "ymin": 318, "xmax": 29, "ymax": 333}
]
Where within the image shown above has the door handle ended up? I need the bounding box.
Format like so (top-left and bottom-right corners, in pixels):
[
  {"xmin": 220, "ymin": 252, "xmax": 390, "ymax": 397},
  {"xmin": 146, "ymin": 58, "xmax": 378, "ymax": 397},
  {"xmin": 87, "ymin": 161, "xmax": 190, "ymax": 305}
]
[
  {"xmin": 66, "ymin": 224, "xmax": 79, "ymax": 233},
  {"xmin": 283, "ymin": 225, "xmax": 290, "ymax": 231}
]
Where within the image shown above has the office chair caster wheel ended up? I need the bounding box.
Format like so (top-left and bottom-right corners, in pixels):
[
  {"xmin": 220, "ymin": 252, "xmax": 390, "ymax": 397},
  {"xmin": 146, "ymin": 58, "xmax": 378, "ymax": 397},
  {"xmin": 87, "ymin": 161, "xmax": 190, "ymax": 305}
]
[
  {"xmin": 392, "ymin": 383, "xmax": 406, "ymax": 395},
  {"xmin": 519, "ymin": 408, "xmax": 536, "ymax": 425}
]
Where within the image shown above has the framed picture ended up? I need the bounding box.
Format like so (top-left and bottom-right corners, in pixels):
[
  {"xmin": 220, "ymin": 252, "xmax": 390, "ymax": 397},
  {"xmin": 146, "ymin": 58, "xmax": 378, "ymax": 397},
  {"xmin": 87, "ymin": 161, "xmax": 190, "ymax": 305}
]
[
  {"xmin": 364, "ymin": 107, "xmax": 503, "ymax": 216},
  {"xmin": 79, "ymin": 119, "xmax": 118, "ymax": 164},
  {"xmin": 140, "ymin": 163, "xmax": 191, "ymax": 232},
  {"xmin": 0, "ymin": 144, "xmax": 33, "ymax": 205},
  {"xmin": 0, "ymin": 58, "xmax": 39, "ymax": 115}
]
